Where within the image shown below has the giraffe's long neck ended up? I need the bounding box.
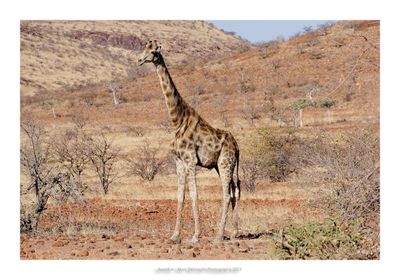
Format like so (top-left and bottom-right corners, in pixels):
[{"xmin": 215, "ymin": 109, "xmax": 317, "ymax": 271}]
[{"xmin": 155, "ymin": 56, "xmax": 192, "ymax": 130}]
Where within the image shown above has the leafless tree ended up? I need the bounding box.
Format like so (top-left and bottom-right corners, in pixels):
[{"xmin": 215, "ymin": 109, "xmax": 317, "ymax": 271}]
[
  {"xmin": 105, "ymin": 82, "xmax": 119, "ymax": 106},
  {"xmin": 86, "ymin": 133, "xmax": 120, "ymax": 194},
  {"xmin": 71, "ymin": 110, "xmax": 89, "ymax": 129},
  {"xmin": 53, "ymin": 127, "xmax": 90, "ymax": 196},
  {"xmin": 20, "ymin": 119, "xmax": 78, "ymax": 233},
  {"xmin": 241, "ymin": 100, "xmax": 263, "ymax": 126}
]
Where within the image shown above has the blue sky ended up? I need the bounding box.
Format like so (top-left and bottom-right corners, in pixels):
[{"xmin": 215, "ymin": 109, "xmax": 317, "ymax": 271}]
[{"xmin": 208, "ymin": 20, "xmax": 336, "ymax": 43}]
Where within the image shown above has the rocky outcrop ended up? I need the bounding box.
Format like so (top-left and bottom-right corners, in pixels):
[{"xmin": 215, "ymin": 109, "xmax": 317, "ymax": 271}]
[{"xmin": 65, "ymin": 30, "xmax": 143, "ymax": 50}]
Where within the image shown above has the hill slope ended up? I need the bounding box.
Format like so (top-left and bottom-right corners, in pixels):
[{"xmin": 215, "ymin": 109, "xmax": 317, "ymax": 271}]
[
  {"xmin": 21, "ymin": 20, "xmax": 379, "ymax": 132},
  {"xmin": 20, "ymin": 20, "xmax": 251, "ymax": 95}
]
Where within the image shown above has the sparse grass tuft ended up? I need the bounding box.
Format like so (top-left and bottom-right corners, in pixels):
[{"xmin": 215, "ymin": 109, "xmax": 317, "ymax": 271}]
[{"xmin": 318, "ymin": 98, "xmax": 336, "ymax": 108}]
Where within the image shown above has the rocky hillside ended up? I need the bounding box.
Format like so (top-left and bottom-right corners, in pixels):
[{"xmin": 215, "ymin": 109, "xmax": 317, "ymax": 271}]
[
  {"xmin": 21, "ymin": 20, "xmax": 379, "ymax": 133},
  {"xmin": 20, "ymin": 20, "xmax": 251, "ymax": 95}
]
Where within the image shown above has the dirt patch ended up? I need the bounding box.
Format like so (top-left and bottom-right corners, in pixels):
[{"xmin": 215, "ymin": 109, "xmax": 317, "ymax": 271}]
[{"xmin": 20, "ymin": 196, "xmax": 311, "ymax": 260}]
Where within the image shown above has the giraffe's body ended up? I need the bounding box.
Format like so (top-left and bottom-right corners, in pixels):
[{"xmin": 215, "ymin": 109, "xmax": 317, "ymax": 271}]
[{"xmin": 139, "ymin": 40, "xmax": 240, "ymax": 243}]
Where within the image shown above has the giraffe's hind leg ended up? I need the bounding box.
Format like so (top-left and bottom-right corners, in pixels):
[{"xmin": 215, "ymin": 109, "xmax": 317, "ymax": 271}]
[
  {"xmin": 215, "ymin": 152, "xmax": 235, "ymax": 242},
  {"xmin": 230, "ymin": 181, "xmax": 240, "ymax": 238}
]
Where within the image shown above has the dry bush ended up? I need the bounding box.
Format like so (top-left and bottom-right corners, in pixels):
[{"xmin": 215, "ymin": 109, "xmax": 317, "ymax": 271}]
[
  {"xmin": 53, "ymin": 126, "xmax": 90, "ymax": 196},
  {"xmin": 240, "ymin": 157, "xmax": 264, "ymax": 193},
  {"xmin": 86, "ymin": 133, "xmax": 121, "ymax": 194},
  {"xmin": 267, "ymin": 102, "xmax": 296, "ymax": 127},
  {"xmin": 279, "ymin": 129, "xmax": 380, "ymax": 259},
  {"xmin": 238, "ymin": 68, "xmax": 256, "ymax": 94},
  {"xmin": 71, "ymin": 110, "xmax": 89, "ymax": 129},
  {"xmin": 240, "ymin": 128, "xmax": 300, "ymax": 192},
  {"xmin": 241, "ymin": 101, "xmax": 263, "ymax": 126},
  {"xmin": 20, "ymin": 119, "xmax": 85, "ymax": 233},
  {"xmin": 124, "ymin": 125, "xmax": 144, "ymax": 137},
  {"xmin": 159, "ymin": 119, "xmax": 173, "ymax": 134},
  {"xmin": 126, "ymin": 141, "xmax": 165, "ymax": 181},
  {"xmin": 301, "ymin": 130, "xmax": 379, "ymax": 223}
]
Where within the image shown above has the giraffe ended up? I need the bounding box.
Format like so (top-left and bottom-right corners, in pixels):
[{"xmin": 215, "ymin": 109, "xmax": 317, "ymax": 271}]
[{"xmin": 138, "ymin": 40, "xmax": 240, "ymax": 243}]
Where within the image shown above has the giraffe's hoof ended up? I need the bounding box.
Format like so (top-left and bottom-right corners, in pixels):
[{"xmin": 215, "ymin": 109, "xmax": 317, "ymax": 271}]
[
  {"xmin": 231, "ymin": 231, "xmax": 239, "ymax": 240},
  {"xmin": 212, "ymin": 236, "xmax": 224, "ymax": 244},
  {"xmin": 190, "ymin": 236, "xmax": 199, "ymax": 244},
  {"xmin": 170, "ymin": 234, "xmax": 181, "ymax": 244}
]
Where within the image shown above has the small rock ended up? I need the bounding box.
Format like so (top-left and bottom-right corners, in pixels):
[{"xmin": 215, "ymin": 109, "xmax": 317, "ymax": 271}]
[
  {"xmin": 160, "ymin": 248, "xmax": 168, "ymax": 254},
  {"xmin": 172, "ymin": 246, "xmax": 182, "ymax": 255},
  {"xmin": 101, "ymin": 234, "xmax": 109, "ymax": 240},
  {"xmin": 107, "ymin": 251, "xmax": 119, "ymax": 256},
  {"xmin": 224, "ymin": 253, "xmax": 231, "ymax": 259},
  {"xmin": 77, "ymin": 250, "xmax": 89, "ymax": 257},
  {"xmin": 239, "ymin": 243, "xmax": 250, "ymax": 253},
  {"xmin": 114, "ymin": 236, "xmax": 125, "ymax": 242},
  {"xmin": 182, "ymin": 244, "xmax": 193, "ymax": 250},
  {"xmin": 52, "ymin": 240, "xmax": 65, "ymax": 247},
  {"xmin": 42, "ymin": 252, "xmax": 54, "ymax": 259}
]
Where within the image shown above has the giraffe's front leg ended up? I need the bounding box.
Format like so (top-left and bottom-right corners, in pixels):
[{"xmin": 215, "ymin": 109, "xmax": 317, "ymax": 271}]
[
  {"xmin": 187, "ymin": 164, "xmax": 201, "ymax": 243},
  {"xmin": 171, "ymin": 158, "xmax": 186, "ymax": 244}
]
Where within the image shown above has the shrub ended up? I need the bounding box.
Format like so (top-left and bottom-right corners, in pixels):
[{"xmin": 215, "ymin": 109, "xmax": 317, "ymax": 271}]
[
  {"xmin": 287, "ymin": 129, "xmax": 380, "ymax": 259},
  {"xmin": 240, "ymin": 128, "xmax": 300, "ymax": 191},
  {"xmin": 238, "ymin": 69, "xmax": 255, "ymax": 94},
  {"xmin": 318, "ymin": 98, "xmax": 336, "ymax": 108},
  {"xmin": 240, "ymin": 156, "xmax": 265, "ymax": 193},
  {"xmin": 292, "ymin": 99, "xmax": 309, "ymax": 110},
  {"xmin": 53, "ymin": 126, "xmax": 90, "ymax": 196},
  {"xmin": 241, "ymin": 101, "xmax": 263, "ymax": 126},
  {"xmin": 275, "ymin": 218, "xmax": 373, "ymax": 259},
  {"xmin": 127, "ymin": 142, "xmax": 165, "ymax": 181},
  {"xmin": 239, "ymin": 81, "xmax": 255, "ymax": 94},
  {"xmin": 124, "ymin": 125, "xmax": 144, "ymax": 137}
]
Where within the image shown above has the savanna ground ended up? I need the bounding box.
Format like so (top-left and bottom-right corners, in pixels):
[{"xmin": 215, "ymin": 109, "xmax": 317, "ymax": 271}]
[{"xmin": 20, "ymin": 20, "xmax": 379, "ymax": 260}]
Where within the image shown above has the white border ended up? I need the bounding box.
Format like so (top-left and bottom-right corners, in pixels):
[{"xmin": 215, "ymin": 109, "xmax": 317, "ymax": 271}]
[{"xmin": 2, "ymin": 0, "xmax": 399, "ymax": 279}]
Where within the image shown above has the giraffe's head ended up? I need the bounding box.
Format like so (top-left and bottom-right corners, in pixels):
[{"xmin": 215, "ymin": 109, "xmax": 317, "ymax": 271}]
[{"xmin": 138, "ymin": 40, "xmax": 162, "ymax": 66}]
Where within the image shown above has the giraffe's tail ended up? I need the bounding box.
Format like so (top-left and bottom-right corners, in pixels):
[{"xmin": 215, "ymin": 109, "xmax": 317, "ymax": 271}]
[{"xmin": 234, "ymin": 149, "xmax": 241, "ymax": 201}]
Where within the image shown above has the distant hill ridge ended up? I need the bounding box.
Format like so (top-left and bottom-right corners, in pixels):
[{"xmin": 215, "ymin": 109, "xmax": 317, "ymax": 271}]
[{"xmin": 20, "ymin": 20, "xmax": 252, "ymax": 95}]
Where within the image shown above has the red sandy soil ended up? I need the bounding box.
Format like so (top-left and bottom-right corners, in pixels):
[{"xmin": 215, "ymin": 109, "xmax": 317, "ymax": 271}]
[{"xmin": 20, "ymin": 196, "xmax": 309, "ymax": 260}]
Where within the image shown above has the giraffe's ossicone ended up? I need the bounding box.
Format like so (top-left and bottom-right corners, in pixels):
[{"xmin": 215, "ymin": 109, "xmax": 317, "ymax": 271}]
[{"xmin": 138, "ymin": 40, "xmax": 240, "ymax": 243}]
